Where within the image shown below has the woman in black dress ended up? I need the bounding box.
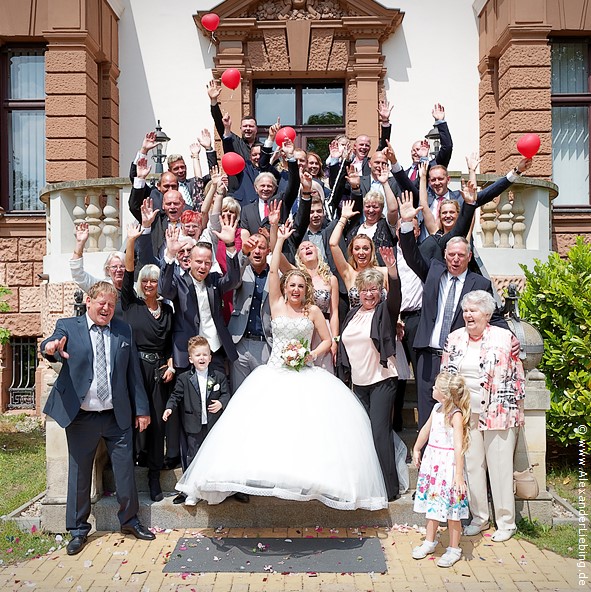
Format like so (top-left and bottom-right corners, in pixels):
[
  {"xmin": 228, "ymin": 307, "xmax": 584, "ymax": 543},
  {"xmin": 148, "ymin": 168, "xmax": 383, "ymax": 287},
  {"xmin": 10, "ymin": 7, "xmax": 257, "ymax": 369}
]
[{"xmin": 123, "ymin": 223, "xmax": 174, "ymax": 501}]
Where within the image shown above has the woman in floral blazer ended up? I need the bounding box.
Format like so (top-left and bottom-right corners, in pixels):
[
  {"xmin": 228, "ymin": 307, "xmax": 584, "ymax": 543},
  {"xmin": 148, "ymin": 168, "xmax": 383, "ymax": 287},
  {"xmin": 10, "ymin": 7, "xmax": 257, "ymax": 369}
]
[{"xmin": 440, "ymin": 290, "xmax": 525, "ymax": 543}]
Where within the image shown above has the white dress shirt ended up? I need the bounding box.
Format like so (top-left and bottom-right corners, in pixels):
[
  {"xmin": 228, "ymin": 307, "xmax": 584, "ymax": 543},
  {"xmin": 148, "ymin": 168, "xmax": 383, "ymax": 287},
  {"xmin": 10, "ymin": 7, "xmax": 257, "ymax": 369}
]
[{"xmin": 429, "ymin": 270, "xmax": 467, "ymax": 349}]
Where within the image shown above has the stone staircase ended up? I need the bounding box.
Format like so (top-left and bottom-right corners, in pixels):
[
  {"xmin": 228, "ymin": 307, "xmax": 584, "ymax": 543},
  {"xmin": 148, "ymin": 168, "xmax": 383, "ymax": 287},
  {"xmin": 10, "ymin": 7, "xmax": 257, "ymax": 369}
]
[{"xmin": 95, "ymin": 383, "xmax": 423, "ymax": 531}]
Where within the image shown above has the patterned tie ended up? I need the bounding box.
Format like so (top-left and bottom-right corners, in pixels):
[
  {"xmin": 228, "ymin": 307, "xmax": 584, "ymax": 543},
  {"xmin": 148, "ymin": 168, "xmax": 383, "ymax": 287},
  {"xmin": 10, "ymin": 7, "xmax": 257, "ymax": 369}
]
[
  {"xmin": 92, "ymin": 324, "xmax": 109, "ymax": 401},
  {"xmin": 409, "ymin": 164, "xmax": 418, "ymax": 181},
  {"xmin": 179, "ymin": 182, "xmax": 193, "ymax": 208},
  {"xmin": 438, "ymin": 276, "xmax": 458, "ymax": 348}
]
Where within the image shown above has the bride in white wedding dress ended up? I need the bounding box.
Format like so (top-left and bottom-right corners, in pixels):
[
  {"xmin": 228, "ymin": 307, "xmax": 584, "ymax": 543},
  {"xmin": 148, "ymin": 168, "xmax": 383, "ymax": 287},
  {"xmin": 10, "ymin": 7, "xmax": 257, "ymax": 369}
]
[{"xmin": 176, "ymin": 222, "xmax": 388, "ymax": 510}]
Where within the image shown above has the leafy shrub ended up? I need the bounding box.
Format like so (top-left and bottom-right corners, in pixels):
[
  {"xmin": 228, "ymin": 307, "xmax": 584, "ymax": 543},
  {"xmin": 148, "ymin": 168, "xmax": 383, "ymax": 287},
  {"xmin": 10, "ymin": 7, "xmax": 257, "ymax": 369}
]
[{"xmin": 519, "ymin": 237, "xmax": 591, "ymax": 446}]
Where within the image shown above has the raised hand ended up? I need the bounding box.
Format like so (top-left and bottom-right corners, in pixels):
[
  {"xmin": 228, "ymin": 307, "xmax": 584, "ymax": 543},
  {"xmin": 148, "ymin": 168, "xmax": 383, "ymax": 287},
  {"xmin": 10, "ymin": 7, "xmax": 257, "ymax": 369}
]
[
  {"xmin": 222, "ymin": 111, "xmax": 232, "ymax": 133},
  {"xmin": 268, "ymin": 118, "xmax": 281, "ymax": 143},
  {"xmin": 140, "ymin": 197, "xmax": 159, "ymax": 228},
  {"xmin": 379, "ymin": 245, "xmax": 396, "ymax": 269},
  {"xmin": 141, "ymin": 131, "xmax": 158, "ymax": 154},
  {"xmin": 465, "ymin": 152, "xmax": 482, "ymax": 172},
  {"xmin": 377, "ymin": 99, "xmax": 393, "ymax": 124},
  {"xmin": 329, "ymin": 139, "xmax": 343, "ymax": 159},
  {"xmin": 340, "ymin": 199, "xmax": 359, "ymax": 220},
  {"xmin": 74, "ymin": 222, "xmax": 90, "ymax": 246},
  {"xmin": 281, "ymin": 137, "xmax": 294, "ymax": 159},
  {"xmin": 212, "ymin": 212, "xmax": 238, "ymax": 245},
  {"xmin": 300, "ymin": 169, "xmax": 313, "ymax": 193},
  {"xmin": 460, "ymin": 179, "xmax": 477, "ymax": 205},
  {"xmin": 207, "ymin": 79, "xmax": 222, "ymax": 102},
  {"xmin": 241, "ymin": 234, "xmax": 260, "ymax": 256},
  {"xmin": 432, "ymin": 103, "xmax": 445, "ymax": 121},
  {"xmin": 126, "ymin": 222, "xmax": 143, "ymax": 242},
  {"xmin": 209, "ymin": 164, "xmax": 222, "ymax": 187},
  {"xmin": 136, "ymin": 157, "xmax": 151, "ymax": 179},
  {"xmin": 418, "ymin": 139, "xmax": 430, "ymax": 159},
  {"xmin": 397, "ymin": 190, "xmax": 422, "ymax": 222},
  {"xmin": 345, "ymin": 165, "xmax": 360, "ymax": 190},
  {"xmin": 165, "ymin": 225, "xmax": 183, "ymax": 258},
  {"xmin": 198, "ymin": 128, "xmax": 212, "ymax": 150},
  {"xmin": 267, "ymin": 199, "xmax": 282, "ymax": 226},
  {"xmin": 277, "ymin": 218, "xmax": 295, "ymax": 241},
  {"xmin": 377, "ymin": 167, "xmax": 390, "ymax": 185},
  {"xmin": 383, "ymin": 140, "xmax": 397, "ymax": 165},
  {"xmin": 516, "ymin": 157, "xmax": 532, "ymax": 174},
  {"xmin": 418, "ymin": 160, "xmax": 428, "ymax": 179},
  {"xmin": 190, "ymin": 142, "xmax": 201, "ymax": 158},
  {"xmin": 44, "ymin": 336, "xmax": 69, "ymax": 359}
]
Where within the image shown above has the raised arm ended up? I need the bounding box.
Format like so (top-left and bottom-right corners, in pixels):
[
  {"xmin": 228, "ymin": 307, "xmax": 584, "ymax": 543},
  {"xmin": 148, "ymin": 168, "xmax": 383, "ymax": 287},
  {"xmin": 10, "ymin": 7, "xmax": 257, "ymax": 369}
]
[
  {"xmin": 207, "ymin": 80, "xmax": 225, "ymax": 139},
  {"xmin": 328, "ymin": 200, "xmax": 358, "ymax": 290},
  {"xmin": 418, "ymin": 161, "xmax": 438, "ymax": 235},
  {"xmin": 269, "ymin": 221, "xmax": 295, "ymax": 310},
  {"xmin": 432, "ymin": 104, "xmax": 453, "ymax": 169},
  {"xmin": 397, "ymin": 191, "xmax": 429, "ymax": 282},
  {"xmin": 380, "ymin": 246, "xmax": 402, "ymax": 336}
]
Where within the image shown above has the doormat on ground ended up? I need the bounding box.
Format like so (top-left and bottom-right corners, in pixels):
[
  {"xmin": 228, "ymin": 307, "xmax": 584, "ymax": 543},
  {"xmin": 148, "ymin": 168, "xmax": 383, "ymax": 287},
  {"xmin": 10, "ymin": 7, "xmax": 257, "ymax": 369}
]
[{"xmin": 163, "ymin": 536, "xmax": 387, "ymax": 574}]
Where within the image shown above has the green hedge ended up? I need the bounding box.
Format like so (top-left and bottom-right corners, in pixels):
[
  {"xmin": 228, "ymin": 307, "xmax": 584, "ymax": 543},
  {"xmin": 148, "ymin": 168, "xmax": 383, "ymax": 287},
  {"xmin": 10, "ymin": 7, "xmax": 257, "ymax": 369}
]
[{"xmin": 519, "ymin": 237, "xmax": 591, "ymax": 446}]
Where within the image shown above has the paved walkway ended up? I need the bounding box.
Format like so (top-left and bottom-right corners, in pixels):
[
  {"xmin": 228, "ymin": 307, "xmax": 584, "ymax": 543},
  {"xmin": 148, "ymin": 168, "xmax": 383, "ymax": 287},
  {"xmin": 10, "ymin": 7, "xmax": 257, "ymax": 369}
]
[{"xmin": 0, "ymin": 524, "xmax": 581, "ymax": 591}]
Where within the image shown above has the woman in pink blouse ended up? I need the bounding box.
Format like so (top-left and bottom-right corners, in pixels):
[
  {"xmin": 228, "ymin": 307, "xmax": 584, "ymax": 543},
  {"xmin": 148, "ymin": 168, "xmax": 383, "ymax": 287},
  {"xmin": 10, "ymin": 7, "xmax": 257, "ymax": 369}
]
[
  {"xmin": 336, "ymin": 247, "xmax": 402, "ymax": 501},
  {"xmin": 440, "ymin": 290, "xmax": 525, "ymax": 543}
]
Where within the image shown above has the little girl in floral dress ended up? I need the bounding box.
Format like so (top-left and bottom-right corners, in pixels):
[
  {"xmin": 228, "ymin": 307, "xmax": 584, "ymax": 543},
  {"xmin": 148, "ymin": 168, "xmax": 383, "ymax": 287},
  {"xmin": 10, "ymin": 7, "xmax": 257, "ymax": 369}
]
[{"xmin": 412, "ymin": 371, "xmax": 470, "ymax": 567}]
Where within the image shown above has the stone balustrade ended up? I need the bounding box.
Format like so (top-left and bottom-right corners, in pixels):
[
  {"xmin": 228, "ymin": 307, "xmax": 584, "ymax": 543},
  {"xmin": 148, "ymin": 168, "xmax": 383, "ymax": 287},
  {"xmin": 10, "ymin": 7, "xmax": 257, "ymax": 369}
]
[
  {"xmin": 40, "ymin": 177, "xmax": 138, "ymax": 284},
  {"xmin": 446, "ymin": 172, "xmax": 559, "ymax": 278}
]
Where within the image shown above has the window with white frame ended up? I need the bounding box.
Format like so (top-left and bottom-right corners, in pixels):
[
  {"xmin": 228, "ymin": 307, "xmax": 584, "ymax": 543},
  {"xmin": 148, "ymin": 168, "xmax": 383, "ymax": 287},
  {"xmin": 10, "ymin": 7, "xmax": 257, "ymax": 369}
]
[{"xmin": 551, "ymin": 40, "xmax": 591, "ymax": 207}]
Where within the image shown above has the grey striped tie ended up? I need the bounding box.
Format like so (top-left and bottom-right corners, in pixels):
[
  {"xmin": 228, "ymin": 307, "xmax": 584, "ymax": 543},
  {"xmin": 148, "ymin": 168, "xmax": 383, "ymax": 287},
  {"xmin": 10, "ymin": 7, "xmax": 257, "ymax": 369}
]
[
  {"xmin": 92, "ymin": 324, "xmax": 109, "ymax": 401},
  {"xmin": 438, "ymin": 276, "xmax": 458, "ymax": 348}
]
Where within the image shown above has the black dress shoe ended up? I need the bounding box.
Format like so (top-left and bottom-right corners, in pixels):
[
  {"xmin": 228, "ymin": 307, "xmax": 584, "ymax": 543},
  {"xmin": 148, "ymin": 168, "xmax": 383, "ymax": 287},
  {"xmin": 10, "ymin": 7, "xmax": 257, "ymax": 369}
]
[
  {"xmin": 66, "ymin": 535, "xmax": 88, "ymax": 556},
  {"xmin": 388, "ymin": 493, "xmax": 401, "ymax": 502},
  {"xmin": 172, "ymin": 493, "xmax": 186, "ymax": 504},
  {"xmin": 121, "ymin": 523, "xmax": 155, "ymax": 540},
  {"xmin": 162, "ymin": 456, "xmax": 181, "ymax": 470},
  {"xmin": 233, "ymin": 492, "xmax": 250, "ymax": 503},
  {"xmin": 148, "ymin": 471, "xmax": 164, "ymax": 502}
]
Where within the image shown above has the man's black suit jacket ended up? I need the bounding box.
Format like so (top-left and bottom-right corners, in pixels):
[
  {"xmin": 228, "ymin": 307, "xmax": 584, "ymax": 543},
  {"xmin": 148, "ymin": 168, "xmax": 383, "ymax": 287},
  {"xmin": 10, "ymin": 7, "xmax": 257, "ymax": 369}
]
[
  {"xmin": 399, "ymin": 228, "xmax": 507, "ymax": 350},
  {"xmin": 165, "ymin": 368, "xmax": 230, "ymax": 434},
  {"xmin": 158, "ymin": 254, "xmax": 241, "ymax": 368}
]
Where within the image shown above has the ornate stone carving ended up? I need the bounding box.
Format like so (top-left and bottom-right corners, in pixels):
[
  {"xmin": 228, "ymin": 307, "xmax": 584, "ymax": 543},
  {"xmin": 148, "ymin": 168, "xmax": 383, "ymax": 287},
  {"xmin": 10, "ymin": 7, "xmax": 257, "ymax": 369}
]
[{"xmin": 242, "ymin": 0, "xmax": 355, "ymax": 21}]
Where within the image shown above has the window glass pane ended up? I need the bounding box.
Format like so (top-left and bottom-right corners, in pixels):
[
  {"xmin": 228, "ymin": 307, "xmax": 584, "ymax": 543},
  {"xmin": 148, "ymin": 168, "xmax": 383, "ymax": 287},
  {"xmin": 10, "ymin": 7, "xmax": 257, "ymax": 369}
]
[
  {"xmin": 552, "ymin": 106, "xmax": 589, "ymax": 205},
  {"xmin": 303, "ymin": 87, "xmax": 343, "ymax": 124},
  {"xmin": 9, "ymin": 49, "xmax": 45, "ymax": 100},
  {"xmin": 551, "ymin": 43, "xmax": 588, "ymax": 94},
  {"xmin": 255, "ymin": 87, "xmax": 295, "ymax": 126},
  {"xmin": 8, "ymin": 110, "xmax": 46, "ymax": 210}
]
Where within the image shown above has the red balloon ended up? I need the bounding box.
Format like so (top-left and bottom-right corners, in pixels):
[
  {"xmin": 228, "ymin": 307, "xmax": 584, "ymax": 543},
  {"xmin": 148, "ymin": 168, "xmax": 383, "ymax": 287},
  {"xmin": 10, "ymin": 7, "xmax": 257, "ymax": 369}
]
[
  {"xmin": 516, "ymin": 133, "xmax": 540, "ymax": 159},
  {"xmin": 275, "ymin": 126, "xmax": 297, "ymax": 146},
  {"xmin": 201, "ymin": 13, "xmax": 220, "ymax": 32},
  {"xmin": 221, "ymin": 68, "xmax": 241, "ymax": 90},
  {"xmin": 222, "ymin": 153, "xmax": 245, "ymax": 176}
]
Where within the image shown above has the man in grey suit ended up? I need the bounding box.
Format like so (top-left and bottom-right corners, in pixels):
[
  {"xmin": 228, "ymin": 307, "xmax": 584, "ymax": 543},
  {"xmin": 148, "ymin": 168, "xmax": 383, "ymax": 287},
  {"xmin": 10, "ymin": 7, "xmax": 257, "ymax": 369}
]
[
  {"xmin": 228, "ymin": 232, "xmax": 272, "ymax": 391},
  {"xmin": 41, "ymin": 282, "xmax": 154, "ymax": 556}
]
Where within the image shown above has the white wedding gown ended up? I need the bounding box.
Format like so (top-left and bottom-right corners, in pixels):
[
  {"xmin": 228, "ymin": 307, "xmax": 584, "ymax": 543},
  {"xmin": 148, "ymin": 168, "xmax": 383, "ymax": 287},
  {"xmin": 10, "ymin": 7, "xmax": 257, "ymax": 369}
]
[{"xmin": 176, "ymin": 316, "xmax": 388, "ymax": 510}]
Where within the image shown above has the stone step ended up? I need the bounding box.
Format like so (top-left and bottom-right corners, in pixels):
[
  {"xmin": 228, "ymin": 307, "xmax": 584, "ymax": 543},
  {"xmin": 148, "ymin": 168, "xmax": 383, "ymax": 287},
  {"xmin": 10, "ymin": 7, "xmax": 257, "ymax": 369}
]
[{"xmin": 92, "ymin": 490, "xmax": 422, "ymax": 531}]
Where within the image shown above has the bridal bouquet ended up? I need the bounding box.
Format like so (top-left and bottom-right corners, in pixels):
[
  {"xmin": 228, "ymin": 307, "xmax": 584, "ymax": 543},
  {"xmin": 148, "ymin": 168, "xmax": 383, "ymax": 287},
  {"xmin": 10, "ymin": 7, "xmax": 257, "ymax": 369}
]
[{"xmin": 280, "ymin": 339, "xmax": 310, "ymax": 372}]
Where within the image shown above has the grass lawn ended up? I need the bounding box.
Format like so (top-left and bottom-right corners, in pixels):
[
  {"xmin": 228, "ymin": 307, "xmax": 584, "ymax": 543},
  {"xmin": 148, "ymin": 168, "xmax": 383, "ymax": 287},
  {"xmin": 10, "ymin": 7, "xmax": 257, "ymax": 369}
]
[
  {"xmin": 0, "ymin": 414, "xmax": 63, "ymax": 564},
  {"xmin": 0, "ymin": 414, "xmax": 46, "ymax": 517}
]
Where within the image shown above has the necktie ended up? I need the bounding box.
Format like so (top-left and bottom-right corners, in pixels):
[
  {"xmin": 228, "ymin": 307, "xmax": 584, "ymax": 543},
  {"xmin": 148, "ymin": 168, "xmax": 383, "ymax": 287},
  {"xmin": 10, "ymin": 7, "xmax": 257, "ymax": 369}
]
[
  {"xmin": 438, "ymin": 276, "xmax": 458, "ymax": 348},
  {"xmin": 409, "ymin": 165, "xmax": 418, "ymax": 181},
  {"xmin": 92, "ymin": 324, "xmax": 109, "ymax": 401},
  {"xmin": 263, "ymin": 201, "xmax": 269, "ymax": 219},
  {"xmin": 179, "ymin": 182, "xmax": 193, "ymax": 208}
]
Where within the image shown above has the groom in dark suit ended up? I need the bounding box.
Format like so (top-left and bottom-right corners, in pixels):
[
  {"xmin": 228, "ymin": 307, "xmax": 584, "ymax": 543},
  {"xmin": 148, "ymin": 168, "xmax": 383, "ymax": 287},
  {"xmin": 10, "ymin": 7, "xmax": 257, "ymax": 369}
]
[
  {"xmin": 41, "ymin": 281, "xmax": 154, "ymax": 556},
  {"xmin": 398, "ymin": 194, "xmax": 509, "ymax": 430}
]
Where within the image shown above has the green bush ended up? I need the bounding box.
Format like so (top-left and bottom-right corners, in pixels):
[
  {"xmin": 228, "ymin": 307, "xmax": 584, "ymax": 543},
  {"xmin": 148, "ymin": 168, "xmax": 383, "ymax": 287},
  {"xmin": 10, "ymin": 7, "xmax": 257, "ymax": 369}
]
[{"xmin": 519, "ymin": 237, "xmax": 591, "ymax": 447}]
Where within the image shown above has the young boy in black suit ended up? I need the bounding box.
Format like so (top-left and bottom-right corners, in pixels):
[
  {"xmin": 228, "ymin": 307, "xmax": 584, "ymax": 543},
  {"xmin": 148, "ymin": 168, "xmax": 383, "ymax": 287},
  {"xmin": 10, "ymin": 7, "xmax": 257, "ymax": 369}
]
[{"xmin": 163, "ymin": 336, "xmax": 230, "ymax": 505}]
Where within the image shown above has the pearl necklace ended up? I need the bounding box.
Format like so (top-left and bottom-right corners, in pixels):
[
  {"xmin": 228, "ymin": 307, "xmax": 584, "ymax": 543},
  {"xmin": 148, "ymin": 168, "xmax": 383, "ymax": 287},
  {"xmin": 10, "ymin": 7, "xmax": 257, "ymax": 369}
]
[{"xmin": 148, "ymin": 303, "xmax": 161, "ymax": 319}]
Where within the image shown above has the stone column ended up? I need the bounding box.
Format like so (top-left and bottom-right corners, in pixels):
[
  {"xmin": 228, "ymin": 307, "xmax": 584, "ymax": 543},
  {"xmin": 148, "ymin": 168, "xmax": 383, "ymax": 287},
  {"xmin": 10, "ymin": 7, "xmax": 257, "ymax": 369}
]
[{"xmin": 45, "ymin": 40, "xmax": 101, "ymax": 183}]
